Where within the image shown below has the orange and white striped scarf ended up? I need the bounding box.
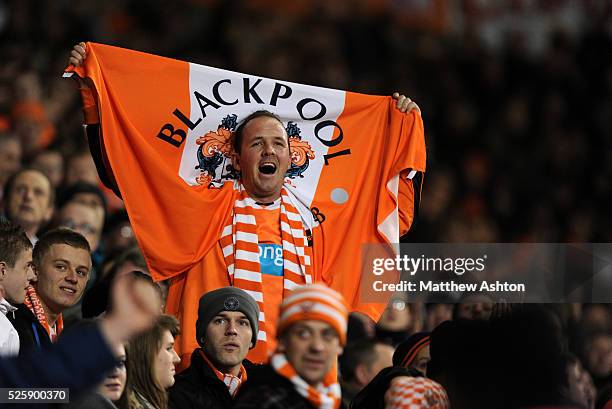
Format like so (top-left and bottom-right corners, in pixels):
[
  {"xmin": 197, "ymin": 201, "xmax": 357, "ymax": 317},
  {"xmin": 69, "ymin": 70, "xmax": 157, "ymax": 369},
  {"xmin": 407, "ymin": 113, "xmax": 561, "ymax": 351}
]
[
  {"xmin": 219, "ymin": 184, "xmax": 313, "ymax": 348},
  {"xmin": 24, "ymin": 285, "xmax": 63, "ymax": 342},
  {"xmin": 271, "ymin": 352, "xmax": 341, "ymax": 409},
  {"xmin": 199, "ymin": 349, "xmax": 247, "ymax": 397}
]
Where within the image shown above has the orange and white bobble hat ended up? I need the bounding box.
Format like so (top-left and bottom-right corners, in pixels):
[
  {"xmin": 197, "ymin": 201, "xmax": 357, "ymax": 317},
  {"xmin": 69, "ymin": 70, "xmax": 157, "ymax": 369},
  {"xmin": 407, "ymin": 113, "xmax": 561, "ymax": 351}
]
[
  {"xmin": 277, "ymin": 284, "xmax": 349, "ymax": 346},
  {"xmin": 384, "ymin": 377, "xmax": 450, "ymax": 409}
]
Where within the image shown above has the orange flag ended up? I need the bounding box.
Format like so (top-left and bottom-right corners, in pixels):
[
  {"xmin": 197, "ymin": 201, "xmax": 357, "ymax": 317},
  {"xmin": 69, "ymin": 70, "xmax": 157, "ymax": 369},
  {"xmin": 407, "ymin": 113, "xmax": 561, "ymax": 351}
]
[{"xmin": 65, "ymin": 43, "xmax": 426, "ymax": 367}]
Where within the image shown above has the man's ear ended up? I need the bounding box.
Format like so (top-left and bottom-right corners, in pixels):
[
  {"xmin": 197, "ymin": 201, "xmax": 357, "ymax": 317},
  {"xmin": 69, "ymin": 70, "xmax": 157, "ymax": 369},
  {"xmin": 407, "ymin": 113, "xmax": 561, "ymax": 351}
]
[
  {"xmin": 276, "ymin": 337, "xmax": 286, "ymax": 353},
  {"xmin": 232, "ymin": 152, "xmax": 241, "ymax": 172},
  {"xmin": 0, "ymin": 261, "xmax": 7, "ymax": 281}
]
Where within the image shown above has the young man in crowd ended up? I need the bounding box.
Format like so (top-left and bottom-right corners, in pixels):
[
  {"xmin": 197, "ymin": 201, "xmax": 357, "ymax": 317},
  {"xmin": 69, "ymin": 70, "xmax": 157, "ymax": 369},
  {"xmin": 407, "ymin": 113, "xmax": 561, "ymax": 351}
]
[
  {"xmin": 8, "ymin": 228, "xmax": 91, "ymax": 354},
  {"xmin": 234, "ymin": 284, "xmax": 348, "ymax": 409},
  {"xmin": 3, "ymin": 168, "xmax": 54, "ymax": 245},
  {"xmin": 0, "ymin": 220, "xmax": 35, "ymax": 356},
  {"xmin": 1, "ymin": 270, "xmax": 163, "ymax": 389},
  {"xmin": 169, "ymin": 287, "xmax": 260, "ymax": 409}
]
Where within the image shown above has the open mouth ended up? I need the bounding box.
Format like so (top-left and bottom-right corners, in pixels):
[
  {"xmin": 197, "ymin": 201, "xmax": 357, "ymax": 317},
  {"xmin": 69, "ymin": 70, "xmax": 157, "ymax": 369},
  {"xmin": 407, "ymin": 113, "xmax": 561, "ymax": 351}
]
[
  {"xmin": 60, "ymin": 286, "xmax": 76, "ymax": 294},
  {"xmin": 258, "ymin": 162, "xmax": 277, "ymax": 175}
]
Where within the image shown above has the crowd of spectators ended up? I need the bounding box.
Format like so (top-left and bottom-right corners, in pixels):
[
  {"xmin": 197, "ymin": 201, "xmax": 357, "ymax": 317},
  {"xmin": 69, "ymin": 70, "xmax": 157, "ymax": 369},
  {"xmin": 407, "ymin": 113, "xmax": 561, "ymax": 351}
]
[
  {"xmin": 1, "ymin": 1, "xmax": 612, "ymax": 243},
  {"xmin": 0, "ymin": 1, "xmax": 610, "ymax": 408}
]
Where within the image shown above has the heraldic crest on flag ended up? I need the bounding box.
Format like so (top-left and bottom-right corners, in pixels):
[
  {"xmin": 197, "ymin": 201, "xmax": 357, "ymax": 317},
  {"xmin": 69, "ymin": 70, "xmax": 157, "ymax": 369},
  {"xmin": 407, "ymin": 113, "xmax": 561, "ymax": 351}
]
[{"xmin": 194, "ymin": 114, "xmax": 239, "ymax": 186}]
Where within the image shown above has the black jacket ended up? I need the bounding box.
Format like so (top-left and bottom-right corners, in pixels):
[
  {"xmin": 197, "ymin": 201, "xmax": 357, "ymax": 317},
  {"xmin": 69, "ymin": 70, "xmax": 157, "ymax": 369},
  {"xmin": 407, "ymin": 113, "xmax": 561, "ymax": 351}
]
[
  {"xmin": 169, "ymin": 348, "xmax": 257, "ymax": 409},
  {"xmin": 1, "ymin": 322, "xmax": 115, "ymax": 388},
  {"xmin": 6, "ymin": 303, "xmax": 51, "ymax": 356},
  {"xmin": 234, "ymin": 365, "xmax": 347, "ymax": 409},
  {"xmin": 350, "ymin": 366, "xmax": 422, "ymax": 409}
]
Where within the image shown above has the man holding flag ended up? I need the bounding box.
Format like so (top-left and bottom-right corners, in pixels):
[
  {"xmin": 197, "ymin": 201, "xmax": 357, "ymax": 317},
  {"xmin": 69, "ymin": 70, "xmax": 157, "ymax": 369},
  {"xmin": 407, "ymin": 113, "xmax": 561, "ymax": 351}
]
[{"xmin": 66, "ymin": 42, "xmax": 426, "ymax": 367}]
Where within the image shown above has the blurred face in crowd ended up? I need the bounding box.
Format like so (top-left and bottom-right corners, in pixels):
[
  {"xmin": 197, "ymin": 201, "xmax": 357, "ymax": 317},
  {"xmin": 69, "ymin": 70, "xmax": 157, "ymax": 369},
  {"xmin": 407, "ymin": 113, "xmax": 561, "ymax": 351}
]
[
  {"xmin": 97, "ymin": 343, "xmax": 127, "ymax": 402},
  {"xmin": 35, "ymin": 243, "xmax": 91, "ymax": 314},
  {"xmin": 357, "ymin": 343, "xmax": 394, "ymax": 387},
  {"xmin": 0, "ymin": 137, "xmax": 22, "ymax": 186},
  {"xmin": 233, "ymin": 116, "xmax": 291, "ymax": 202},
  {"xmin": 585, "ymin": 334, "xmax": 611, "ymax": 378},
  {"xmin": 154, "ymin": 329, "xmax": 180, "ymax": 389},
  {"xmin": 31, "ymin": 150, "xmax": 64, "ymax": 188},
  {"xmin": 581, "ymin": 305, "xmax": 611, "ymax": 333},
  {"xmin": 0, "ymin": 247, "xmax": 34, "ymax": 304},
  {"xmin": 203, "ymin": 311, "xmax": 253, "ymax": 375},
  {"xmin": 72, "ymin": 192, "xmax": 105, "ymax": 214},
  {"xmin": 410, "ymin": 345, "xmax": 431, "ymax": 376},
  {"xmin": 455, "ymin": 294, "xmax": 493, "ymax": 321},
  {"xmin": 279, "ymin": 320, "xmax": 343, "ymax": 386},
  {"xmin": 65, "ymin": 152, "xmax": 99, "ymax": 187},
  {"xmin": 13, "ymin": 120, "xmax": 44, "ymax": 156},
  {"xmin": 378, "ymin": 299, "xmax": 412, "ymax": 332},
  {"xmin": 58, "ymin": 201, "xmax": 103, "ymax": 251},
  {"xmin": 426, "ymin": 304, "xmax": 453, "ymax": 331},
  {"xmin": 566, "ymin": 359, "xmax": 594, "ymax": 409},
  {"xmin": 7, "ymin": 170, "xmax": 53, "ymax": 235}
]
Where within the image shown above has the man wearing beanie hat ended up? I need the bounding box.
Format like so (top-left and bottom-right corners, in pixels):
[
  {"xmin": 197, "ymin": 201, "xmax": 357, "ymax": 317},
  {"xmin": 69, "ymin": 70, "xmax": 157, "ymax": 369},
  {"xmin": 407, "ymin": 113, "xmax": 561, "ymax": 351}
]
[
  {"xmin": 235, "ymin": 284, "xmax": 349, "ymax": 409},
  {"xmin": 169, "ymin": 287, "xmax": 260, "ymax": 409}
]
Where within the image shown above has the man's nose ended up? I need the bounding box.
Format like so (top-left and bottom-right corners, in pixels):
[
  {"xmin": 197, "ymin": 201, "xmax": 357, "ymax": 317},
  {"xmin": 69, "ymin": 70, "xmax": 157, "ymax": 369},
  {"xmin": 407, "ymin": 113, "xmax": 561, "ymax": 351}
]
[
  {"xmin": 309, "ymin": 334, "xmax": 325, "ymax": 352},
  {"xmin": 262, "ymin": 142, "xmax": 276, "ymax": 156},
  {"xmin": 22, "ymin": 188, "xmax": 34, "ymax": 201},
  {"xmin": 225, "ymin": 321, "xmax": 238, "ymax": 335},
  {"xmin": 26, "ymin": 265, "xmax": 35, "ymax": 282},
  {"xmin": 172, "ymin": 349, "xmax": 181, "ymax": 364},
  {"xmin": 65, "ymin": 271, "xmax": 78, "ymax": 283}
]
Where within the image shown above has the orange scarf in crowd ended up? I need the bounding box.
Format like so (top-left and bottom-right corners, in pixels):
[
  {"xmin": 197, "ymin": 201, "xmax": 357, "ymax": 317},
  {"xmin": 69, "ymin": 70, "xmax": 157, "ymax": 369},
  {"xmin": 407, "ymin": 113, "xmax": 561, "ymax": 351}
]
[
  {"xmin": 220, "ymin": 184, "xmax": 313, "ymax": 348},
  {"xmin": 200, "ymin": 349, "xmax": 247, "ymax": 397},
  {"xmin": 24, "ymin": 285, "xmax": 63, "ymax": 342},
  {"xmin": 271, "ymin": 352, "xmax": 341, "ymax": 409}
]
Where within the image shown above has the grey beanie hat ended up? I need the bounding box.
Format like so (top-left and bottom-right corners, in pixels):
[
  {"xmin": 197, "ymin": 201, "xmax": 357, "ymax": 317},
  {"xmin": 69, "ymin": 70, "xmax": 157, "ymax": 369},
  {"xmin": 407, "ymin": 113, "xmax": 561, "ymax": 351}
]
[{"xmin": 196, "ymin": 287, "xmax": 260, "ymax": 348}]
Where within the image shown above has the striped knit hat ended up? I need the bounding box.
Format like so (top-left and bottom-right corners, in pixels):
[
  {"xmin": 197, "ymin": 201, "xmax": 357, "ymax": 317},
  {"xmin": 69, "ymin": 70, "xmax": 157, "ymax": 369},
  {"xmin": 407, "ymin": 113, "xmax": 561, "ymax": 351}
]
[
  {"xmin": 277, "ymin": 284, "xmax": 349, "ymax": 345},
  {"xmin": 393, "ymin": 332, "xmax": 430, "ymax": 368},
  {"xmin": 384, "ymin": 376, "xmax": 449, "ymax": 409}
]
